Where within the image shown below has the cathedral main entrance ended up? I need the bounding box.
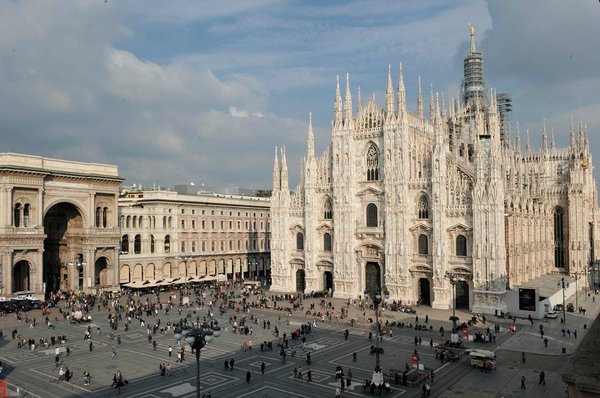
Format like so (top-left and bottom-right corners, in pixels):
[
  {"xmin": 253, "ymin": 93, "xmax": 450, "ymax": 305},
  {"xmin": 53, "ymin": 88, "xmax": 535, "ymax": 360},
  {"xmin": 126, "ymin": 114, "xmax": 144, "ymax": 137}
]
[
  {"xmin": 365, "ymin": 262, "xmax": 381, "ymax": 296},
  {"xmin": 456, "ymin": 280, "xmax": 470, "ymax": 309},
  {"xmin": 324, "ymin": 271, "xmax": 333, "ymax": 292},
  {"xmin": 419, "ymin": 278, "xmax": 431, "ymax": 306},
  {"xmin": 296, "ymin": 269, "xmax": 306, "ymax": 292}
]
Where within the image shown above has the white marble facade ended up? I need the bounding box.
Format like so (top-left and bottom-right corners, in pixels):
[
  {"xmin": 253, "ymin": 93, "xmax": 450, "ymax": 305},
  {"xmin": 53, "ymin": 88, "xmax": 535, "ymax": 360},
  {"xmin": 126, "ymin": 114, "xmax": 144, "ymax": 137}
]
[{"xmin": 269, "ymin": 29, "xmax": 600, "ymax": 313}]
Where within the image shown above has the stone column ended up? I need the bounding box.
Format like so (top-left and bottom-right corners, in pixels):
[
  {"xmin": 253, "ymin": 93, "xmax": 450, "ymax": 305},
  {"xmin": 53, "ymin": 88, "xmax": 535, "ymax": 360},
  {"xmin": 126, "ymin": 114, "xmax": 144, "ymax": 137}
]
[{"xmin": 34, "ymin": 250, "xmax": 44, "ymax": 295}]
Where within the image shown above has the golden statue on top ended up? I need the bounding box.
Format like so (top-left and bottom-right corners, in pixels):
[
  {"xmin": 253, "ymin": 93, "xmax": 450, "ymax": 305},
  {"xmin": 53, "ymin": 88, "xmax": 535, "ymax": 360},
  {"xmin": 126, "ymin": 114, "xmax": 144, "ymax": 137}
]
[{"xmin": 469, "ymin": 24, "xmax": 475, "ymax": 37}]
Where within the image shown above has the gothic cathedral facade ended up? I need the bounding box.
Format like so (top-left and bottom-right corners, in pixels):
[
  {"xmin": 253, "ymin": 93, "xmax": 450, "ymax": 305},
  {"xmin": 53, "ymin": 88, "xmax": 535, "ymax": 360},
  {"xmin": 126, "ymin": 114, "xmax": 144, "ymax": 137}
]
[{"xmin": 269, "ymin": 28, "xmax": 599, "ymax": 313}]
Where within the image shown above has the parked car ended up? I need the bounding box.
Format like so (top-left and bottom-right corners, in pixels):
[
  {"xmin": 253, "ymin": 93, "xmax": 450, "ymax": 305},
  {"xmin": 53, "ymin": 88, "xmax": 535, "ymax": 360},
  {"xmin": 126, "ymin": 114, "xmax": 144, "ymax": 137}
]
[
  {"xmin": 553, "ymin": 304, "xmax": 564, "ymax": 312},
  {"xmin": 546, "ymin": 311, "xmax": 558, "ymax": 319},
  {"xmin": 566, "ymin": 303, "xmax": 574, "ymax": 312}
]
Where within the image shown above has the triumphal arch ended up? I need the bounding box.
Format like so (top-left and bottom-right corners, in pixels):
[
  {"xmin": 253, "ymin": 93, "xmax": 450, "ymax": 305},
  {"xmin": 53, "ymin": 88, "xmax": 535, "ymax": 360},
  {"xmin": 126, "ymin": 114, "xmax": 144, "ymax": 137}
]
[{"xmin": 0, "ymin": 153, "xmax": 123, "ymax": 297}]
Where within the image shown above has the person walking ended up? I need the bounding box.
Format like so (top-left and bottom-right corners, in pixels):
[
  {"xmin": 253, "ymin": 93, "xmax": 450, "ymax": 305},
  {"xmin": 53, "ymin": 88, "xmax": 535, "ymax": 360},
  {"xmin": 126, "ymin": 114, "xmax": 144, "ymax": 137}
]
[
  {"xmin": 230, "ymin": 358, "xmax": 235, "ymax": 370},
  {"xmin": 521, "ymin": 375, "xmax": 526, "ymax": 390},
  {"xmin": 307, "ymin": 369, "xmax": 312, "ymax": 382},
  {"xmin": 335, "ymin": 387, "xmax": 341, "ymax": 398},
  {"xmin": 261, "ymin": 362, "xmax": 265, "ymax": 375},
  {"xmin": 89, "ymin": 341, "xmax": 93, "ymax": 352},
  {"xmin": 352, "ymin": 352, "xmax": 357, "ymax": 362},
  {"xmin": 112, "ymin": 346, "xmax": 117, "ymax": 360},
  {"xmin": 246, "ymin": 370, "xmax": 251, "ymax": 383},
  {"xmin": 538, "ymin": 371, "xmax": 546, "ymax": 385},
  {"xmin": 169, "ymin": 345, "xmax": 172, "ymax": 357}
]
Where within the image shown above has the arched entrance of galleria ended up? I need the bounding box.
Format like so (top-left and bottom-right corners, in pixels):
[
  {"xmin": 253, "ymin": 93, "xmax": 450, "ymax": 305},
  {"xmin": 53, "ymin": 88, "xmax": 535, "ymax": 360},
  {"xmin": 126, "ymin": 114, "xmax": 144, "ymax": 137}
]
[{"xmin": 43, "ymin": 202, "xmax": 85, "ymax": 295}]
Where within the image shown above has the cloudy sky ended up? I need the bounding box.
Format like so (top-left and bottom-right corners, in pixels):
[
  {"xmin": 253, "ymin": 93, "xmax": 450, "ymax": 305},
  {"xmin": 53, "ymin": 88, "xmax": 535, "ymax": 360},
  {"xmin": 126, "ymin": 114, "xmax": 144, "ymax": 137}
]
[{"xmin": 1, "ymin": 0, "xmax": 599, "ymax": 189}]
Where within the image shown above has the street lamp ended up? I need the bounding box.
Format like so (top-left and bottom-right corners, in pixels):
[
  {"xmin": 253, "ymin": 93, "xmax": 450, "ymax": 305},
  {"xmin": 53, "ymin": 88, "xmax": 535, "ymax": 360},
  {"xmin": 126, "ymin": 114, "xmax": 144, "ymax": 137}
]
[
  {"xmin": 570, "ymin": 269, "xmax": 582, "ymax": 311},
  {"xmin": 445, "ymin": 271, "xmax": 464, "ymax": 332},
  {"xmin": 363, "ymin": 286, "xmax": 390, "ymax": 372},
  {"xmin": 174, "ymin": 319, "xmax": 221, "ymax": 398},
  {"xmin": 179, "ymin": 254, "xmax": 192, "ymax": 278},
  {"xmin": 69, "ymin": 255, "xmax": 86, "ymax": 291},
  {"xmin": 559, "ymin": 277, "xmax": 568, "ymax": 326}
]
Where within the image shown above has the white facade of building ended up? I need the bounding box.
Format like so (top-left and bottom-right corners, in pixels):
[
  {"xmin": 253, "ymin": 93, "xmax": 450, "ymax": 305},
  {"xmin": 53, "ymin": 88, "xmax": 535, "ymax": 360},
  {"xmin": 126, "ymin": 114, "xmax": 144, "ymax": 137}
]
[
  {"xmin": 118, "ymin": 188, "xmax": 271, "ymax": 283},
  {"xmin": 269, "ymin": 28, "xmax": 600, "ymax": 313}
]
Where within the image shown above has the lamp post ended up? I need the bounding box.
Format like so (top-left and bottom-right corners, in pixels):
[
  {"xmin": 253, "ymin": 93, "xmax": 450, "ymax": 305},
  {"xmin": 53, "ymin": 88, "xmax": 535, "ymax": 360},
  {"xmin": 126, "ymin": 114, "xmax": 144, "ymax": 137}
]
[
  {"xmin": 364, "ymin": 286, "xmax": 389, "ymax": 372},
  {"xmin": 570, "ymin": 270, "xmax": 581, "ymax": 311},
  {"xmin": 179, "ymin": 254, "xmax": 192, "ymax": 278},
  {"xmin": 174, "ymin": 319, "xmax": 221, "ymax": 398},
  {"xmin": 445, "ymin": 271, "xmax": 463, "ymax": 332},
  {"xmin": 559, "ymin": 277, "xmax": 568, "ymax": 326},
  {"xmin": 69, "ymin": 255, "xmax": 86, "ymax": 291}
]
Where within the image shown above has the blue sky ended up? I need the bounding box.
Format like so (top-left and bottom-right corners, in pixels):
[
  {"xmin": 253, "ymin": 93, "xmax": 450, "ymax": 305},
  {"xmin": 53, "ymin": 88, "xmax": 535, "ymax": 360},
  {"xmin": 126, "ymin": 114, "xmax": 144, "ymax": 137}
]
[{"xmin": 1, "ymin": 0, "xmax": 599, "ymax": 189}]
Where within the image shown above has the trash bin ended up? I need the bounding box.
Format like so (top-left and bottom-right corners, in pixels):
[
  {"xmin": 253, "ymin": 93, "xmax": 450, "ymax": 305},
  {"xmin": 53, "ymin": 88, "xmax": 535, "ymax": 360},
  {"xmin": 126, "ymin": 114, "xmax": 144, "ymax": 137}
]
[{"xmin": 562, "ymin": 347, "xmax": 566, "ymax": 354}]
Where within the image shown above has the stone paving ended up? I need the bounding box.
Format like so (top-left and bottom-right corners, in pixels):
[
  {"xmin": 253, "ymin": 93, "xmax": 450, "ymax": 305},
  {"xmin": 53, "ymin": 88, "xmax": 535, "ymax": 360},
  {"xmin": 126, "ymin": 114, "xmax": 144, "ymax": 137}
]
[{"xmin": 0, "ymin": 288, "xmax": 597, "ymax": 398}]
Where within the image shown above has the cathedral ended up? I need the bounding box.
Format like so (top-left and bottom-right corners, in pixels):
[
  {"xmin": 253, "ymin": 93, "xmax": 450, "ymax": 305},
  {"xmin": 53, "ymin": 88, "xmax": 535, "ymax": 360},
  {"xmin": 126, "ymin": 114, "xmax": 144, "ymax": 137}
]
[{"xmin": 269, "ymin": 27, "xmax": 599, "ymax": 313}]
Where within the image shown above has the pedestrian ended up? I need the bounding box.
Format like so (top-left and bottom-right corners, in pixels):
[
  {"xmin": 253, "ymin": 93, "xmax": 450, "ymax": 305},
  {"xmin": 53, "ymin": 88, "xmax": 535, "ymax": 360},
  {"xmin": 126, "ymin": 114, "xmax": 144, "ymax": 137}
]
[
  {"xmin": 55, "ymin": 354, "xmax": 60, "ymax": 367},
  {"xmin": 66, "ymin": 346, "xmax": 70, "ymax": 356},
  {"xmin": 340, "ymin": 376, "xmax": 345, "ymax": 391},
  {"xmin": 368, "ymin": 331, "xmax": 372, "ymax": 341},
  {"xmin": 169, "ymin": 345, "xmax": 172, "ymax": 357},
  {"xmin": 112, "ymin": 346, "xmax": 117, "ymax": 360},
  {"xmin": 574, "ymin": 330, "xmax": 577, "ymax": 339},
  {"xmin": 521, "ymin": 375, "xmax": 526, "ymax": 390},
  {"xmin": 307, "ymin": 369, "xmax": 312, "ymax": 382},
  {"xmin": 538, "ymin": 371, "xmax": 545, "ymax": 385},
  {"xmin": 352, "ymin": 352, "xmax": 357, "ymax": 362},
  {"xmin": 230, "ymin": 358, "xmax": 234, "ymax": 370},
  {"xmin": 544, "ymin": 338, "xmax": 548, "ymax": 348},
  {"xmin": 246, "ymin": 370, "xmax": 251, "ymax": 383},
  {"xmin": 224, "ymin": 360, "xmax": 229, "ymax": 370},
  {"xmin": 335, "ymin": 387, "xmax": 341, "ymax": 398},
  {"xmin": 425, "ymin": 315, "xmax": 429, "ymax": 323},
  {"xmin": 153, "ymin": 340, "xmax": 157, "ymax": 351},
  {"xmin": 89, "ymin": 341, "xmax": 93, "ymax": 352},
  {"xmin": 117, "ymin": 335, "xmax": 121, "ymax": 345},
  {"xmin": 344, "ymin": 329, "xmax": 349, "ymax": 341},
  {"xmin": 261, "ymin": 362, "xmax": 265, "ymax": 375},
  {"xmin": 177, "ymin": 352, "xmax": 181, "ymax": 362},
  {"xmin": 521, "ymin": 351, "xmax": 526, "ymax": 363}
]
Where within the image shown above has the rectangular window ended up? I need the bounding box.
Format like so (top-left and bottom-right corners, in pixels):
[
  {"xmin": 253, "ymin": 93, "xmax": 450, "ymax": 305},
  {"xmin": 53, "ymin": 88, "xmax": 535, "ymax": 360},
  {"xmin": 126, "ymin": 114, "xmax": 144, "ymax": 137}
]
[
  {"xmin": 220, "ymin": 241, "xmax": 224, "ymax": 251},
  {"xmin": 229, "ymin": 221, "xmax": 233, "ymax": 229},
  {"xmin": 202, "ymin": 241, "xmax": 206, "ymax": 252},
  {"xmin": 220, "ymin": 221, "xmax": 224, "ymax": 229},
  {"xmin": 181, "ymin": 220, "xmax": 185, "ymax": 229},
  {"xmin": 237, "ymin": 240, "xmax": 241, "ymax": 250},
  {"xmin": 211, "ymin": 220, "xmax": 215, "ymax": 229},
  {"xmin": 201, "ymin": 220, "xmax": 205, "ymax": 229},
  {"xmin": 192, "ymin": 220, "xmax": 196, "ymax": 229},
  {"xmin": 181, "ymin": 242, "xmax": 186, "ymax": 252},
  {"xmin": 245, "ymin": 221, "xmax": 249, "ymax": 229},
  {"xmin": 238, "ymin": 221, "xmax": 241, "ymax": 229}
]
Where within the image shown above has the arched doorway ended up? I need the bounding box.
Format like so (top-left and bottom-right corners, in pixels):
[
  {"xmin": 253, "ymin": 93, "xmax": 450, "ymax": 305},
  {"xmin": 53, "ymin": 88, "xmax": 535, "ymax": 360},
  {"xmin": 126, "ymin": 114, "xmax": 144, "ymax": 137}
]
[
  {"xmin": 120, "ymin": 265, "xmax": 130, "ymax": 283},
  {"xmin": 324, "ymin": 271, "xmax": 333, "ymax": 292},
  {"xmin": 95, "ymin": 257, "xmax": 108, "ymax": 286},
  {"xmin": 365, "ymin": 262, "xmax": 381, "ymax": 296},
  {"xmin": 13, "ymin": 260, "xmax": 30, "ymax": 292},
  {"xmin": 146, "ymin": 263, "xmax": 156, "ymax": 280},
  {"xmin": 296, "ymin": 269, "xmax": 306, "ymax": 292},
  {"xmin": 419, "ymin": 278, "xmax": 431, "ymax": 306},
  {"xmin": 43, "ymin": 202, "xmax": 84, "ymax": 295},
  {"xmin": 456, "ymin": 280, "xmax": 470, "ymax": 309},
  {"xmin": 133, "ymin": 264, "xmax": 143, "ymax": 281}
]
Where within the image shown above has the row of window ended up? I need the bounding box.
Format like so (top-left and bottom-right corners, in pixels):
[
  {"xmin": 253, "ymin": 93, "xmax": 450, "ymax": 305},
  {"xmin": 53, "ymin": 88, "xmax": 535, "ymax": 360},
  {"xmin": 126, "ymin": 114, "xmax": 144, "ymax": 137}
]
[
  {"xmin": 121, "ymin": 234, "xmax": 270, "ymax": 254},
  {"xmin": 295, "ymin": 231, "xmax": 468, "ymax": 256},
  {"xmin": 120, "ymin": 215, "xmax": 269, "ymax": 231},
  {"xmin": 95, "ymin": 207, "xmax": 109, "ymax": 228}
]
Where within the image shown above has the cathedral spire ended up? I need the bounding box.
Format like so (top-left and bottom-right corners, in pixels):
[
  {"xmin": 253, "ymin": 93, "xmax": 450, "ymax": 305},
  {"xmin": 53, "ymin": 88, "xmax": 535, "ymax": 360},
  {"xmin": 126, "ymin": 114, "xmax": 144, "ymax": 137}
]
[
  {"xmin": 344, "ymin": 73, "xmax": 352, "ymax": 124},
  {"xmin": 551, "ymin": 127, "xmax": 556, "ymax": 150},
  {"xmin": 385, "ymin": 64, "xmax": 394, "ymax": 116},
  {"xmin": 397, "ymin": 63, "xmax": 406, "ymax": 115},
  {"xmin": 578, "ymin": 116, "xmax": 584, "ymax": 149},
  {"xmin": 515, "ymin": 123, "xmax": 521, "ymax": 153},
  {"xmin": 469, "ymin": 24, "xmax": 477, "ymax": 54},
  {"xmin": 542, "ymin": 119, "xmax": 548, "ymax": 151},
  {"xmin": 570, "ymin": 115, "xmax": 575, "ymax": 149},
  {"xmin": 526, "ymin": 129, "xmax": 531, "ymax": 152},
  {"xmin": 280, "ymin": 146, "xmax": 289, "ymax": 192},
  {"xmin": 417, "ymin": 75, "xmax": 423, "ymax": 119},
  {"xmin": 357, "ymin": 86, "xmax": 362, "ymax": 113},
  {"xmin": 334, "ymin": 75, "xmax": 342, "ymax": 125},
  {"xmin": 429, "ymin": 84, "xmax": 435, "ymax": 122},
  {"xmin": 307, "ymin": 112, "xmax": 315, "ymax": 160},
  {"xmin": 272, "ymin": 146, "xmax": 280, "ymax": 192}
]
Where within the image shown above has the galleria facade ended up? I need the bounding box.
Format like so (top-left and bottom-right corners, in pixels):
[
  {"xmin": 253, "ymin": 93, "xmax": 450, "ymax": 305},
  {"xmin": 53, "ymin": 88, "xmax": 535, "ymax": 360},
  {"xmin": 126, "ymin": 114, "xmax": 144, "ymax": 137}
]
[{"xmin": 269, "ymin": 28, "xmax": 600, "ymax": 313}]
